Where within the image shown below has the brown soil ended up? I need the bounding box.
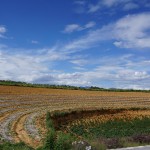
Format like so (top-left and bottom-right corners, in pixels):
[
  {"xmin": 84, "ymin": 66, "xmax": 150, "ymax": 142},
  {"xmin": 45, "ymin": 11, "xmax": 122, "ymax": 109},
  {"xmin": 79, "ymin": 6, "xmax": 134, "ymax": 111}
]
[
  {"xmin": 35, "ymin": 113, "xmax": 47, "ymax": 147},
  {"xmin": 51, "ymin": 109, "xmax": 124, "ymax": 130},
  {"xmin": 13, "ymin": 114, "xmax": 40, "ymax": 149}
]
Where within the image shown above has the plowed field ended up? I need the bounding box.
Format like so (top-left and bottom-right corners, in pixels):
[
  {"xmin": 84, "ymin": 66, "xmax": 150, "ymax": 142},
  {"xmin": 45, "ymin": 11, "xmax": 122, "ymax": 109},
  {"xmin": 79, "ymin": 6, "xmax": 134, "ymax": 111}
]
[{"xmin": 0, "ymin": 85, "xmax": 150, "ymax": 148}]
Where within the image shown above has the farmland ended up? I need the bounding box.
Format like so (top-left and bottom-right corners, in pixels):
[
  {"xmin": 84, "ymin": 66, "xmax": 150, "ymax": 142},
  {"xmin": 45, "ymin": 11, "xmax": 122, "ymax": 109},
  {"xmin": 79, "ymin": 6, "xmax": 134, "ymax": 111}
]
[{"xmin": 0, "ymin": 85, "xmax": 150, "ymax": 149}]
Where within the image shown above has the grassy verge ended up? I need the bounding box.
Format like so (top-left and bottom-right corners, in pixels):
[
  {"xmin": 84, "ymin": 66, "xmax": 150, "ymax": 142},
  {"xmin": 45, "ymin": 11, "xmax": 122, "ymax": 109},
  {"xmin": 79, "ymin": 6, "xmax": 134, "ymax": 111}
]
[
  {"xmin": 50, "ymin": 109, "xmax": 150, "ymax": 149},
  {"xmin": 0, "ymin": 142, "xmax": 34, "ymax": 150},
  {"xmin": 35, "ymin": 109, "xmax": 150, "ymax": 149},
  {"xmin": 37, "ymin": 112, "xmax": 75, "ymax": 150}
]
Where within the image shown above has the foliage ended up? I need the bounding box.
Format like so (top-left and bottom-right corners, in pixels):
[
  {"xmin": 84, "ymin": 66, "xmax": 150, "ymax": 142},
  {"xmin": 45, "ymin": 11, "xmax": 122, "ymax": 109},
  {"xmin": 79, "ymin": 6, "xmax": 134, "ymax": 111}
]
[
  {"xmin": 46, "ymin": 112, "xmax": 54, "ymax": 129},
  {"xmin": 103, "ymin": 138, "xmax": 123, "ymax": 149},
  {"xmin": 70, "ymin": 117, "xmax": 150, "ymax": 139},
  {"xmin": 0, "ymin": 142, "xmax": 33, "ymax": 150},
  {"xmin": 42, "ymin": 112, "xmax": 73, "ymax": 150},
  {"xmin": 43, "ymin": 129, "xmax": 56, "ymax": 150},
  {"xmin": 54, "ymin": 132, "xmax": 73, "ymax": 150},
  {"xmin": 52, "ymin": 111, "xmax": 69, "ymax": 118}
]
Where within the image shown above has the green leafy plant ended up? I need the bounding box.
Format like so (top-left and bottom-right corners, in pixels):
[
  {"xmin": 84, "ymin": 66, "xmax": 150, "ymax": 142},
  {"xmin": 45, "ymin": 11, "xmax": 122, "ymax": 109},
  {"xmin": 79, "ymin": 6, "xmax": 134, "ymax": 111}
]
[{"xmin": 54, "ymin": 132, "xmax": 73, "ymax": 150}]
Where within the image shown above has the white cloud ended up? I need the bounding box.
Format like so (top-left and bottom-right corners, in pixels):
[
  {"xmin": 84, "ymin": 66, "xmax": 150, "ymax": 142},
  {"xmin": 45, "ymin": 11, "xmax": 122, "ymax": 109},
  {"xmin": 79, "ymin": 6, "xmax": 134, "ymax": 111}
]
[
  {"xmin": 31, "ymin": 40, "xmax": 39, "ymax": 44},
  {"xmin": 123, "ymin": 2, "xmax": 139, "ymax": 11},
  {"xmin": 88, "ymin": 0, "xmax": 139, "ymax": 13},
  {"xmin": 0, "ymin": 45, "xmax": 73, "ymax": 82},
  {"xmin": 0, "ymin": 44, "xmax": 150, "ymax": 89},
  {"xmin": 0, "ymin": 26, "xmax": 6, "ymax": 33},
  {"xmin": 34, "ymin": 56, "xmax": 150, "ymax": 89},
  {"xmin": 70, "ymin": 59, "xmax": 88, "ymax": 66},
  {"xmin": 88, "ymin": 0, "xmax": 117, "ymax": 13},
  {"xmin": 32, "ymin": 73, "xmax": 91, "ymax": 86},
  {"xmin": 63, "ymin": 24, "xmax": 80, "ymax": 33},
  {"xmin": 88, "ymin": 2, "xmax": 101, "ymax": 13},
  {"xmin": 102, "ymin": 0, "xmax": 121, "ymax": 7},
  {"xmin": 0, "ymin": 51, "xmax": 48, "ymax": 82},
  {"xmin": 74, "ymin": 0, "xmax": 86, "ymax": 5},
  {"xmin": 85, "ymin": 21, "xmax": 96, "ymax": 28},
  {"xmin": 113, "ymin": 13, "xmax": 150, "ymax": 48},
  {"xmin": 0, "ymin": 13, "xmax": 150, "ymax": 89},
  {"xmin": 73, "ymin": 66, "xmax": 86, "ymax": 70},
  {"xmin": 63, "ymin": 21, "xmax": 96, "ymax": 33},
  {"xmin": 62, "ymin": 13, "xmax": 150, "ymax": 49},
  {"xmin": 0, "ymin": 26, "xmax": 7, "ymax": 38},
  {"xmin": 82, "ymin": 56, "xmax": 150, "ymax": 89}
]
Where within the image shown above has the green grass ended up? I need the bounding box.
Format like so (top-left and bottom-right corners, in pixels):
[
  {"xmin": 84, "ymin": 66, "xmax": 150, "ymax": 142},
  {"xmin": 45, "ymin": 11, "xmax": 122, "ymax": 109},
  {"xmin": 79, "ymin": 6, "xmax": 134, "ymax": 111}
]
[
  {"xmin": 70, "ymin": 117, "xmax": 150, "ymax": 139},
  {"xmin": 0, "ymin": 142, "xmax": 34, "ymax": 150},
  {"xmin": 37, "ymin": 112, "xmax": 75, "ymax": 150}
]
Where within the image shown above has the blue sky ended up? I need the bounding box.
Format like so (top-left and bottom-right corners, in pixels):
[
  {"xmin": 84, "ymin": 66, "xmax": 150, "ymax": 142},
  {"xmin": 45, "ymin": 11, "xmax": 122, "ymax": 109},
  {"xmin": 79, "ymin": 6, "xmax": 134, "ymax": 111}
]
[{"xmin": 0, "ymin": 0, "xmax": 150, "ymax": 89}]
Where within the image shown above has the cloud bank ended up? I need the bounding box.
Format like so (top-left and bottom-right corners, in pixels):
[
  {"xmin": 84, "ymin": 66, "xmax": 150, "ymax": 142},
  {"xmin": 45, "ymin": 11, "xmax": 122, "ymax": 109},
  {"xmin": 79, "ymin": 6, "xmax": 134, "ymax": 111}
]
[{"xmin": 0, "ymin": 12, "xmax": 150, "ymax": 89}]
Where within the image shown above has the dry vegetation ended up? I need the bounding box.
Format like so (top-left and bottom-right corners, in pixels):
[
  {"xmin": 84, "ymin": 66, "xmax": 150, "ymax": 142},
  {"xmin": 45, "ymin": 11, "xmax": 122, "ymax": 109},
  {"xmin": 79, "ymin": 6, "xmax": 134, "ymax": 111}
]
[{"xmin": 0, "ymin": 85, "xmax": 150, "ymax": 149}]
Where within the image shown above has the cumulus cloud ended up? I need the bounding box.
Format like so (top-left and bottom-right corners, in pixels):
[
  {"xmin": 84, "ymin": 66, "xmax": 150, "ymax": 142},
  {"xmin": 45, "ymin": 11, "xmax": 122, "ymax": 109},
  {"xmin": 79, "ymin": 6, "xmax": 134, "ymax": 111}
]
[
  {"xmin": 0, "ymin": 45, "xmax": 74, "ymax": 82},
  {"xmin": 0, "ymin": 44, "xmax": 150, "ymax": 89},
  {"xmin": 113, "ymin": 13, "xmax": 150, "ymax": 48},
  {"xmin": 84, "ymin": 56, "xmax": 150, "ymax": 89},
  {"xmin": 1, "ymin": 42, "xmax": 149, "ymax": 89},
  {"xmin": 63, "ymin": 21, "xmax": 96, "ymax": 33},
  {"xmin": 0, "ymin": 51, "xmax": 48, "ymax": 82}
]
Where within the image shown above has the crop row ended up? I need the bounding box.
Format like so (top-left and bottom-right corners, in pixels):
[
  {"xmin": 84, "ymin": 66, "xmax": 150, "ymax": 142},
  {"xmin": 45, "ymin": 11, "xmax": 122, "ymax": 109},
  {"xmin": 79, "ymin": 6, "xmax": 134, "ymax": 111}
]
[{"xmin": 0, "ymin": 85, "xmax": 150, "ymax": 148}]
